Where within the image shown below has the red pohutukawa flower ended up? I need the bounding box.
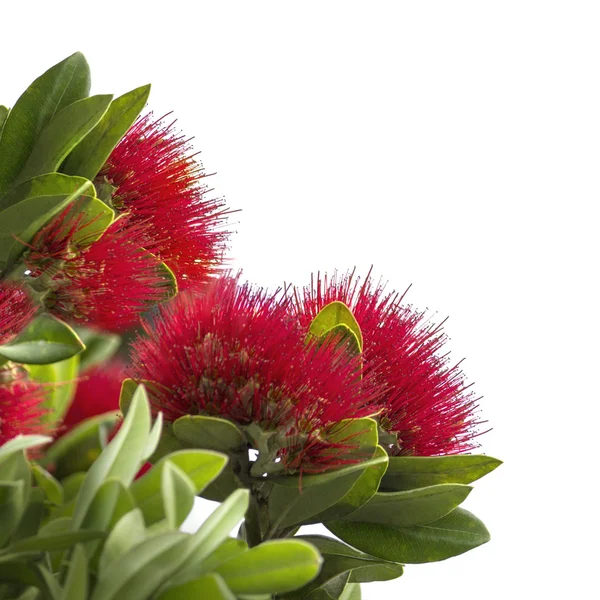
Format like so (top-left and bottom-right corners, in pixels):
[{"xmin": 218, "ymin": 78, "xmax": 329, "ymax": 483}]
[
  {"xmin": 98, "ymin": 113, "xmax": 231, "ymax": 290},
  {"xmin": 294, "ymin": 269, "xmax": 483, "ymax": 456},
  {"xmin": 0, "ymin": 282, "xmax": 37, "ymax": 344},
  {"xmin": 60, "ymin": 360, "xmax": 126, "ymax": 435},
  {"xmin": 129, "ymin": 276, "xmax": 380, "ymax": 474},
  {"xmin": 0, "ymin": 365, "xmax": 48, "ymax": 446},
  {"xmin": 25, "ymin": 207, "xmax": 173, "ymax": 332}
]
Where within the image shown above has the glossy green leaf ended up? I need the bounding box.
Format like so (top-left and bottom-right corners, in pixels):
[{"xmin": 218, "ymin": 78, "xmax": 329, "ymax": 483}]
[
  {"xmin": 158, "ymin": 574, "xmax": 236, "ymax": 600},
  {"xmin": 13, "ymin": 94, "xmax": 112, "ymax": 187},
  {"xmin": 26, "ymin": 354, "xmax": 80, "ymax": 425},
  {"xmin": 75, "ymin": 327, "xmax": 120, "ymax": 372},
  {"xmin": 90, "ymin": 532, "xmax": 189, "ymax": 600},
  {"xmin": 173, "ymin": 415, "xmax": 246, "ymax": 452},
  {"xmin": 342, "ymin": 483, "xmax": 472, "ymax": 527},
  {"xmin": 0, "ymin": 105, "xmax": 8, "ymax": 132},
  {"xmin": 339, "ymin": 583, "xmax": 361, "ymax": 600},
  {"xmin": 143, "ymin": 411, "xmax": 164, "ymax": 460},
  {"xmin": 215, "ymin": 539, "xmax": 322, "ymax": 595},
  {"xmin": 288, "ymin": 535, "xmax": 402, "ymax": 599},
  {"xmin": 327, "ymin": 507, "xmax": 491, "ymax": 563},
  {"xmin": 0, "ymin": 178, "xmax": 94, "ymax": 271},
  {"xmin": 63, "ymin": 544, "xmax": 88, "ymax": 600},
  {"xmin": 71, "ymin": 384, "xmax": 151, "ymax": 528},
  {"xmin": 31, "ymin": 464, "xmax": 63, "ymax": 505},
  {"xmin": 310, "ymin": 446, "xmax": 388, "ymax": 523},
  {"xmin": 0, "ymin": 172, "xmax": 92, "ymax": 212},
  {"xmin": 0, "ymin": 314, "xmax": 84, "ymax": 364},
  {"xmin": 62, "ymin": 194, "xmax": 115, "ymax": 245},
  {"xmin": 308, "ymin": 301, "xmax": 363, "ymax": 352},
  {"xmin": 63, "ymin": 84, "xmax": 151, "ymax": 180},
  {"xmin": 98, "ymin": 509, "xmax": 146, "ymax": 578},
  {"xmin": 0, "ymin": 52, "xmax": 90, "ymax": 197},
  {"xmin": 268, "ymin": 454, "xmax": 387, "ymax": 530},
  {"xmin": 162, "ymin": 462, "xmax": 195, "ymax": 528},
  {"xmin": 0, "ymin": 435, "xmax": 52, "ymax": 463},
  {"xmin": 131, "ymin": 450, "xmax": 227, "ymax": 525},
  {"xmin": 381, "ymin": 454, "xmax": 503, "ymax": 492}
]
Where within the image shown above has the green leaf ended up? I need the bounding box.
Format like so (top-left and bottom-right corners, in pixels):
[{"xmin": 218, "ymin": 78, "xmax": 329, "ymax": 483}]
[
  {"xmin": 216, "ymin": 539, "xmax": 322, "ymax": 595},
  {"xmin": 198, "ymin": 538, "xmax": 248, "ymax": 573},
  {"xmin": 90, "ymin": 532, "xmax": 189, "ymax": 600},
  {"xmin": 0, "ymin": 435, "xmax": 52, "ymax": 463},
  {"xmin": 339, "ymin": 583, "xmax": 361, "ymax": 600},
  {"xmin": 308, "ymin": 301, "xmax": 363, "ymax": 352},
  {"xmin": 326, "ymin": 507, "xmax": 491, "ymax": 564},
  {"xmin": 26, "ymin": 354, "xmax": 80, "ymax": 425},
  {"xmin": 98, "ymin": 509, "xmax": 146, "ymax": 578},
  {"xmin": 62, "ymin": 84, "xmax": 151, "ymax": 180},
  {"xmin": 0, "ymin": 105, "xmax": 8, "ymax": 133},
  {"xmin": 41, "ymin": 411, "xmax": 118, "ymax": 477},
  {"xmin": 341, "ymin": 483, "xmax": 472, "ymax": 527},
  {"xmin": 173, "ymin": 489, "xmax": 250, "ymax": 577},
  {"xmin": 381, "ymin": 454, "xmax": 503, "ymax": 492},
  {"xmin": 268, "ymin": 454, "xmax": 387, "ymax": 530},
  {"xmin": 31, "ymin": 464, "xmax": 63, "ymax": 505},
  {"xmin": 61, "ymin": 194, "xmax": 115, "ymax": 246},
  {"xmin": 297, "ymin": 535, "xmax": 403, "ymax": 588},
  {"xmin": 0, "ymin": 52, "xmax": 90, "ymax": 197},
  {"xmin": 0, "ymin": 178, "xmax": 94, "ymax": 271},
  {"xmin": 0, "ymin": 482, "xmax": 25, "ymax": 546},
  {"xmin": 71, "ymin": 384, "xmax": 151, "ymax": 528},
  {"xmin": 157, "ymin": 574, "xmax": 236, "ymax": 600},
  {"xmin": 201, "ymin": 460, "xmax": 244, "ymax": 503},
  {"xmin": 62, "ymin": 544, "xmax": 88, "ymax": 600},
  {"xmin": 1, "ymin": 530, "xmax": 104, "ymax": 554},
  {"xmin": 13, "ymin": 94, "xmax": 112, "ymax": 187},
  {"xmin": 173, "ymin": 415, "xmax": 246, "ymax": 452},
  {"xmin": 131, "ymin": 450, "xmax": 227, "ymax": 526},
  {"xmin": 75, "ymin": 327, "xmax": 120, "ymax": 372},
  {"xmin": 9, "ymin": 488, "xmax": 45, "ymax": 543},
  {"xmin": 0, "ymin": 314, "xmax": 84, "ymax": 364},
  {"xmin": 309, "ymin": 446, "xmax": 388, "ymax": 523},
  {"xmin": 161, "ymin": 462, "xmax": 196, "ymax": 528},
  {"xmin": 0, "ymin": 172, "xmax": 93, "ymax": 212}
]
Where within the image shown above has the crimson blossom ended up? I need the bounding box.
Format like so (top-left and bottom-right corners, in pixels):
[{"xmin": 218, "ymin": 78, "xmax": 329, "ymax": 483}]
[
  {"xmin": 0, "ymin": 282, "xmax": 37, "ymax": 344},
  {"xmin": 60, "ymin": 359, "xmax": 125, "ymax": 435},
  {"xmin": 98, "ymin": 113, "xmax": 231, "ymax": 290},
  {"xmin": 129, "ymin": 276, "xmax": 381, "ymax": 474},
  {"xmin": 294, "ymin": 269, "xmax": 483, "ymax": 457},
  {"xmin": 24, "ymin": 207, "xmax": 173, "ymax": 333},
  {"xmin": 0, "ymin": 365, "xmax": 48, "ymax": 446}
]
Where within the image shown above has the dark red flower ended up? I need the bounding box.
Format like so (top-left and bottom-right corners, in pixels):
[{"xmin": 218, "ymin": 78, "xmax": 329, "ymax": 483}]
[
  {"xmin": 98, "ymin": 113, "xmax": 231, "ymax": 290},
  {"xmin": 25, "ymin": 208, "xmax": 173, "ymax": 332},
  {"xmin": 60, "ymin": 360, "xmax": 125, "ymax": 434},
  {"xmin": 294, "ymin": 269, "xmax": 483, "ymax": 456},
  {"xmin": 0, "ymin": 282, "xmax": 37, "ymax": 344},
  {"xmin": 0, "ymin": 365, "xmax": 48, "ymax": 446},
  {"xmin": 129, "ymin": 276, "xmax": 379, "ymax": 474}
]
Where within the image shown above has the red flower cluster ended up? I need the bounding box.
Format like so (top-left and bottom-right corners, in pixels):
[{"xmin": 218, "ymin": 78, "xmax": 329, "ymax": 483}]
[
  {"xmin": 0, "ymin": 282, "xmax": 37, "ymax": 344},
  {"xmin": 129, "ymin": 276, "xmax": 380, "ymax": 474},
  {"xmin": 60, "ymin": 360, "xmax": 125, "ymax": 434},
  {"xmin": 99, "ymin": 113, "xmax": 231, "ymax": 290},
  {"xmin": 25, "ymin": 210, "xmax": 173, "ymax": 332},
  {"xmin": 0, "ymin": 365, "xmax": 48, "ymax": 446},
  {"xmin": 294, "ymin": 270, "xmax": 482, "ymax": 456}
]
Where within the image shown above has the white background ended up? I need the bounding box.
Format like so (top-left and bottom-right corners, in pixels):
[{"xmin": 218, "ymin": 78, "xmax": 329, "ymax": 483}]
[{"xmin": 2, "ymin": 2, "xmax": 598, "ymax": 597}]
